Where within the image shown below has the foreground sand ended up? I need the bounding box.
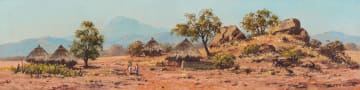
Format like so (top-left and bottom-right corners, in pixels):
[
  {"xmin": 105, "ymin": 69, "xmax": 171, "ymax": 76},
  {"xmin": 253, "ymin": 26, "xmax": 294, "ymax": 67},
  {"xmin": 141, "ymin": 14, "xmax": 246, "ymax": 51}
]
[{"xmin": 1, "ymin": 55, "xmax": 360, "ymax": 90}]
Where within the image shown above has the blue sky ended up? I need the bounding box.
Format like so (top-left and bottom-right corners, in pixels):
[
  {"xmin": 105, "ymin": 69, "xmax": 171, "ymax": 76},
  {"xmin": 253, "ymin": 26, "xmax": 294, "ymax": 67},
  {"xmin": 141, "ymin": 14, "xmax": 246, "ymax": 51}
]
[{"xmin": 0, "ymin": 0, "xmax": 360, "ymax": 44}]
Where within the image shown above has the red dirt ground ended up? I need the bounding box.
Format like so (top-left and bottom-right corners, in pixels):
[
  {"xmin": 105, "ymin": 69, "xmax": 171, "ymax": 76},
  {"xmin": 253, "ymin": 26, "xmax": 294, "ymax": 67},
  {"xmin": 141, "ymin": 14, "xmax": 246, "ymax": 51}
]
[{"xmin": 1, "ymin": 55, "xmax": 360, "ymax": 90}]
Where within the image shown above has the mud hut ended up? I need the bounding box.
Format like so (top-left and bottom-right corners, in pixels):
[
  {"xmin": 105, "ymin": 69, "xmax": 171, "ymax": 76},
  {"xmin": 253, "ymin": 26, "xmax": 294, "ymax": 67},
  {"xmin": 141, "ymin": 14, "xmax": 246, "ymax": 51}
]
[
  {"xmin": 49, "ymin": 45, "xmax": 77, "ymax": 68},
  {"xmin": 25, "ymin": 45, "xmax": 50, "ymax": 63},
  {"xmin": 165, "ymin": 39, "xmax": 201, "ymax": 67},
  {"xmin": 143, "ymin": 37, "xmax": 162, "ymax": 56}
]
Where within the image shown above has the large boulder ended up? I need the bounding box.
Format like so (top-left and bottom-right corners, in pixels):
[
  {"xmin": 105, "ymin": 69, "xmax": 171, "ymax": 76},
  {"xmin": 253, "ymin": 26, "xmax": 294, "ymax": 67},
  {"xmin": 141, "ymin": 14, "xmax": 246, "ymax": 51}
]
[
  {"xmin": 270, "ymin": 18, "xmax": 310, "ymax": 43},
  {"xmin": 270, "ymin": 18, "xmax": 301, "ymax": 34},
  {"xmin": 210, "ymin": 25, "xmax": 246, "ymax": 47}
]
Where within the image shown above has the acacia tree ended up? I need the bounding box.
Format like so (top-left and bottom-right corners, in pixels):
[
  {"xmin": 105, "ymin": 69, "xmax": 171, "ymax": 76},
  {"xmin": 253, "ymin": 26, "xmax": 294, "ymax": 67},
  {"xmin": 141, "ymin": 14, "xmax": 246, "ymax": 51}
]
[
  {"xmin": 128, "ymin": 40, "xmax": 144, "ymax": 57},
  {"xmin": 71, "ymin": 21, "xmax": 104, "ymax": 67},
  {"xmin": 171, "ymin": 8, "xmax": 222, "ymax": 56},
  {"xmin": 241, "ymin": 9, "xmax": 279, "ymax": 36}
]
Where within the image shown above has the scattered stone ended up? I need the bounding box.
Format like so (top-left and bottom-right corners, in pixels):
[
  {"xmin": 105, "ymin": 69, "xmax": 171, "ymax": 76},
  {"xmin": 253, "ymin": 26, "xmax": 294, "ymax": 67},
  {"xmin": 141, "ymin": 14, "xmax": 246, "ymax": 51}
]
[
  {"xmin": 114, "ymin": 81, "xmax": 122, "ymax": 85},
  {"xmin": 94, "ymin": 73, "xmax": 100, "ymax": 76},
  {"xmin": 291, "ymin": 82, "xmax": 308, "ymax": 88},
  {"xmin": 149, "ymin": 68, "xmax": 156, "ymax": 71},
  {"xmin": 195, "ymin": 82, "xmax": 201, "ymax": 85},
  {"xmin": 243, "ymin": 83, "xmax": 248, "ymax": 86},
  {"xmin": 224, "ymin": 80, "xmax": 231, "ymax": 83},
  {"xmin": 160, "ymin": 68, "xmax": 168, "ymax": 71},
  {"xmin": 343, "ymin": 79, "xmax": 360, "ymax": 86},
  {"xmin": 232, "ymin": 82, "xmax": 238, "ymax": 86},
  {"xmin": 5, "ymin": 80, "xmax": 11, "ymax": 83}
]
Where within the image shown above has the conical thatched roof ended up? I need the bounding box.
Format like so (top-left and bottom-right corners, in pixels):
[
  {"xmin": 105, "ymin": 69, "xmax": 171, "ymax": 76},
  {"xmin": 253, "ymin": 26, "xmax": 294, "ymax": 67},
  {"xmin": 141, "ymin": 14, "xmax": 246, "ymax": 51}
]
[
  {"xmin": 143, "ymin": 37, "xmax": 162, "ymax": 51},
  {"xmin": 166, "ymin": 39, "xmax": 201, "ymax": 61},
  {"xmin": 49, "ymin": 45, "xmax": 76, "ymax": 62},
  {"xmin": 25, "ymin": 45, "xmax": 49, "ymax": 63}
]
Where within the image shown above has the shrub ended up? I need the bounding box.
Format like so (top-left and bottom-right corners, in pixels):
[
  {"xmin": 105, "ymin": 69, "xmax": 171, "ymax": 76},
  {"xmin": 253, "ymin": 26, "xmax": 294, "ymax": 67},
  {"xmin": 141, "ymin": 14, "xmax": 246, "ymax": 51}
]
[
  {"xmin": 13, "ymin": 63, "xmax": 81, "ymax": 77},
  {"xmin": 128, "ymin": 40, "xmax": 144, "ymax": 57},
  {"xmin": 242, "ymin": 44, "xmax": 260, "ymax": 55},
  {"xmin": 108, "ymin": 44, "xmax": 127, "ymax": 56},
  {"xmin": 282, "ymin": 49, "xmax": 302, "ymax": 62},
  {"xmin": 212, "ymin": 54, "xmax": 235, "ymax": 69},
  {"xmin": 309, "ymin": 39, "xmax": 322, "ymax": 48},
  {"xmin": 320, "ymin": 40, "xmax": 347, "ymax": 63}
]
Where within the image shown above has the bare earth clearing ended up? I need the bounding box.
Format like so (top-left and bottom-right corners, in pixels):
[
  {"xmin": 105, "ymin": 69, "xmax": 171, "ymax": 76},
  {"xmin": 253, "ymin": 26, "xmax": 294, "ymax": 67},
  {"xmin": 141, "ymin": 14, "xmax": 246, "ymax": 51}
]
[{"xmin": 1, "ymin": 52, "xmax": 360, "ymax": 90}]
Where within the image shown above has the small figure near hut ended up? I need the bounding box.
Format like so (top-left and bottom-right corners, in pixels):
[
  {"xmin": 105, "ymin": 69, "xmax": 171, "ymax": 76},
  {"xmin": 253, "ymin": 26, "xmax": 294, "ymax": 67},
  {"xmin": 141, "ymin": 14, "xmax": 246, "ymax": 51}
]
[
  {"xmin": 165, "ymin": 39, "xmax": 202, "ymax": 68},
  {"xmin": 143, "ymin": 37, "xmax": 162, "ymax": 56}
]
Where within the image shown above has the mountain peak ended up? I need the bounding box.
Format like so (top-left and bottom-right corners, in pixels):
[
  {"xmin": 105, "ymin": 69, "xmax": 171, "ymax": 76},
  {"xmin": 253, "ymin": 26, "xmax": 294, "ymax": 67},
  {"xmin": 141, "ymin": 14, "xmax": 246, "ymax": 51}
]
[
  {"xmin": 110, "ymin": 16, "xmax": 140, "ymax": 25},
  {"xmin": 323, "ymin": 31, "xmax": 345, "ymax": 35},
  {"xmin": 312, "ymin": 31, "xmax": 360, "ymax": 44}
]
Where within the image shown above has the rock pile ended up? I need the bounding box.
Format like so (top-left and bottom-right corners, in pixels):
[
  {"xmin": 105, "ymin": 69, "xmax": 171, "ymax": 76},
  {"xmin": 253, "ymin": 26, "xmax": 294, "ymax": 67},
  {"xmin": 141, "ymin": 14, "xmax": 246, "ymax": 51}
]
[
  {"xmin": 270, "ymin": 18, "xmax": 310, "ymax": 43},
  {"xmin": 210, "ymin": 25, "xmax": 246, "ymax": 47}
]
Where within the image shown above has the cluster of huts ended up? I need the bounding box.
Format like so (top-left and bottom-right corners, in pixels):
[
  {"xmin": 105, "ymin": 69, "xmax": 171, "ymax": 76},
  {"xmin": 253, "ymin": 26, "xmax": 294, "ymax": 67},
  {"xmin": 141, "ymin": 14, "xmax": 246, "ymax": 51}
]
[
  {"xmin": 25, "ymin": 37, "xmax": 202, "ymax": 68},
  {"xmin": 139, "ymin": 37, "xmax": 202, "ymax": 67},
  {"xmin": 25, "ymin": 45, "xmax": 77, "ymax": 68}
]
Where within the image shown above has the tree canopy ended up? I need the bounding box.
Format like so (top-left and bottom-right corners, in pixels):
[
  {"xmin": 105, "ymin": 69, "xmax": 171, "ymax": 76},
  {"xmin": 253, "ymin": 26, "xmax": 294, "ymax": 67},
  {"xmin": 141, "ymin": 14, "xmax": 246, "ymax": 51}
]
[
  {"xmin": 128, "ymin": 40, "xmax": 144, "ymax": 57},
  {"xmin": 241, "ymin": 9, "xmax": 279, "ymax": 36},
  {"xmin": 171, "ymin": 8, "xmax": 222, "ymax": 56},
  {"xmin": 70, "ymin": 21, "xmax": 104, "ymax": 67}
]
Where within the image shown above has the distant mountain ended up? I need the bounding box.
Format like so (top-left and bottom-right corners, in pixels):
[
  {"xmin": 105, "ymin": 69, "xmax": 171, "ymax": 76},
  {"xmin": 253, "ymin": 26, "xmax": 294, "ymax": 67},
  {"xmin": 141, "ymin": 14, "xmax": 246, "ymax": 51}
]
[
  {"xmin": 0, "ymin": 37, "xmax": 71, "ymax": 57},
  {"xmin": 0, "ymin": 16, "xmax": 185, "ymax": 57},
  {"xmin": 104, "ymin": 16, "xmax": 167, "ymax": 35},
  {"xmin": 103, "ymin": 16, "xmax": 183, "ymax": 47},
  {"xmin": 312, "ymin": 31, "xmax": 360, "ymax": 44}
]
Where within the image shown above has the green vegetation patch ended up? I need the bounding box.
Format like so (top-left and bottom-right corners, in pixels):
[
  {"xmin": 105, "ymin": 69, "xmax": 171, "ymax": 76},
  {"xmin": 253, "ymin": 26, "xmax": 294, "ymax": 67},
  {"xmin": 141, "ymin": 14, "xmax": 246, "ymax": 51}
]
[
  {"xmin": 12, "ymin": 63, "xmax": 82, "ymax": 77},
  {"xmin": 212, "ymin": 54, "xmax": 235, "ymax": 69}
]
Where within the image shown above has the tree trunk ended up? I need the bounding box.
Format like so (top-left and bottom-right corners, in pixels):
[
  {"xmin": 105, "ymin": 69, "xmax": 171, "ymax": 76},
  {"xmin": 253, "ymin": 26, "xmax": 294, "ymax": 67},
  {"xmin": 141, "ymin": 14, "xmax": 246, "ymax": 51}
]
[
  {"xmin": 84, "ymin": 58, "xmax": 89, "ymax": 67},
  {"xmin": 202, "ymin": 40, "xmax": 211, "ymax": 57}
]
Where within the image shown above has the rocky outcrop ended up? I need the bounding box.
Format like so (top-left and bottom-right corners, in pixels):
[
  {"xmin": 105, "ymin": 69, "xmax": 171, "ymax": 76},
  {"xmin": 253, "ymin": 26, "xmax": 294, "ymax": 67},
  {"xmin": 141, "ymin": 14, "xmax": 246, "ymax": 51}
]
[
  {"xmin": 210, "ymin": 25, "xmax": 246, "ymax": 47},
  {"xmin": 258, "ymin": 44, "xmax": 276, "ymax": 53},
  {"xmin": 270, "ymin": 18, "xmax": 310, "ymax": 43}
]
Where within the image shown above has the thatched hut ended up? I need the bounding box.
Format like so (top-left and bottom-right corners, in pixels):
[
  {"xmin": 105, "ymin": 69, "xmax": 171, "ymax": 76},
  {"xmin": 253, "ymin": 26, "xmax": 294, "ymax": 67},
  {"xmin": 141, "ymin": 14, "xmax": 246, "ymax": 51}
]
[
  {"xmin": 49, "ymin": 45, "xmax": 77, "ymax": 68},
  {"xmin": 25, "ymin": 45, "xmax": 50, "ymax": 63},
  {"xmin": 165, "ymin": 39, "xmax": 201, "ymax": 67},
  {"xmin": 143, "ymin": 37, "xmax": 162, "ymax": 56}
]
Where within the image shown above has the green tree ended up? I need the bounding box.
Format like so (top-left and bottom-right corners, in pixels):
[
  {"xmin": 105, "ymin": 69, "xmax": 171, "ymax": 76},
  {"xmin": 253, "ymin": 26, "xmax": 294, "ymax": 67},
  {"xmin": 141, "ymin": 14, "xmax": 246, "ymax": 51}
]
[
  {"xmin": 171, "ymin": 8, "xmax": 222, "ymax": 56},
  {"xmin": 241, "ymin": 9, "xmax": 279, "ymax": 36},
  {"xmin": 128, "ymin": 40, "xmax": 144, "ymax": 57},
  {"xmin": 71, "ymin": 21, "xmax": 104, "ymax": 67}
]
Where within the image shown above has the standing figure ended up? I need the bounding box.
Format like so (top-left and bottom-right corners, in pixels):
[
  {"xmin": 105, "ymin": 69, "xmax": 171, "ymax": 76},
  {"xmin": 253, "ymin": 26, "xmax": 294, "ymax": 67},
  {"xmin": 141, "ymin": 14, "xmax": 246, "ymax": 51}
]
[
  {"xmin": 127, "ymin": 61, "xmax": 132, "ymax": 75},
  {"xmin": 134, "ymin": 64, "xmax": 139, "ymax": 76}
]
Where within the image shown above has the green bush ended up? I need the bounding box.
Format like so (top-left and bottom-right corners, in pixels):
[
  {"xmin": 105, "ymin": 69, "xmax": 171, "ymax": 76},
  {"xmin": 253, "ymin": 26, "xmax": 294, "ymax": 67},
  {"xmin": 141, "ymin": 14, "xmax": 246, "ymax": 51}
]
[
  {"xmin": 13, "ymin": 63, "xmax": 81, "ymax": 77},
  {"xmin": 128, "ymin": 40, "xmax": 144, "ymax": 57},
  {"xmin": 212, "ymin": 54, "xmax": 236, "ymax": 69},
  {"xmin": 282, "ymin": 49, "xmax": 302, "ymax": 62},
  {"xmin": 320, "ymin": 40, "xmax": 348, "ymax": 63},
  {"xmin": 242, "ymin": 44, "xmax": 260, "ymax": 55}
]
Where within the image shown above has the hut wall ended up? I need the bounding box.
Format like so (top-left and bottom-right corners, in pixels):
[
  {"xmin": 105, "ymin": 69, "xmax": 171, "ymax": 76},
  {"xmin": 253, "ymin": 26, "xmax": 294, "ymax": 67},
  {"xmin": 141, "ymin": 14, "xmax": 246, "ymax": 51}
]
[{"xmin": 144, "ymin": 50, "xmax": 162, "ymax": 56}]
